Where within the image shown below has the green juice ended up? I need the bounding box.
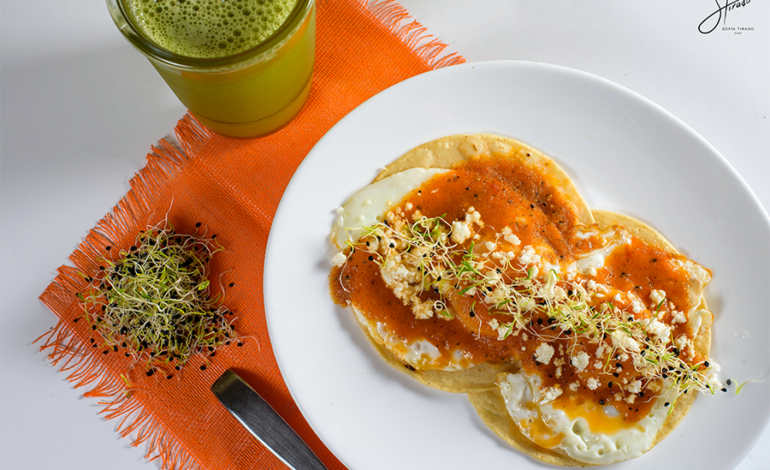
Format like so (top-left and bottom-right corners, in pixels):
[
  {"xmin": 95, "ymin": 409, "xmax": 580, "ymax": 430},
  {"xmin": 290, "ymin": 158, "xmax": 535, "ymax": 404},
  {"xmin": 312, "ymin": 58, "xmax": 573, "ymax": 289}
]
[{"xmin": 114, "ymin": 0, "xmax": 315, "ymax": 137}]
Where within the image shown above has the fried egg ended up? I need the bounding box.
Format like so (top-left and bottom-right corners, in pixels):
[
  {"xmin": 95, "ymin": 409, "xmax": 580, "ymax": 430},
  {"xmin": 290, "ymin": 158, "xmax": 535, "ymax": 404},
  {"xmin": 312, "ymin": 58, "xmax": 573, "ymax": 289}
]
[
  {"xmin": 498, "ymin": 370, "xmax": 679, "ymax": 465},
  {"xmin": 351, "ymin": 305, "xmax": 472, "ymax": 370},
  {"xmin": 330, "ymin": 168, "xmax": 448, "ymax": 249}
]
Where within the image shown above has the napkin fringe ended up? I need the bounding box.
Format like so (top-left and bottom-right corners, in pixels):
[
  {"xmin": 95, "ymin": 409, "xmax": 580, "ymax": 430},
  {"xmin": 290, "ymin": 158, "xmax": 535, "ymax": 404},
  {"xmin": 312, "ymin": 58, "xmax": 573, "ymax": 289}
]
[
  {"xmin": 360, "ymin": 0, "xmax": 465, "ymax": 68},
  {"xmin": 37, "ymin": 132, "xmax": 203, "ymax": 470}
]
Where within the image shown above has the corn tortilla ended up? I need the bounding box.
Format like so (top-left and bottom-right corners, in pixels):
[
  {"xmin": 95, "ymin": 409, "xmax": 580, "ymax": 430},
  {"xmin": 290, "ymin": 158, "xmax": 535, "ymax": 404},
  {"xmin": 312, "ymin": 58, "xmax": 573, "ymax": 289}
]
[
  {"xmin": 345, "ymin": 134, "xmax": 594, "ymax": 393},
  {"xmin": 466, "ymin": 209, "xmax": 711, "ymax": 465}
]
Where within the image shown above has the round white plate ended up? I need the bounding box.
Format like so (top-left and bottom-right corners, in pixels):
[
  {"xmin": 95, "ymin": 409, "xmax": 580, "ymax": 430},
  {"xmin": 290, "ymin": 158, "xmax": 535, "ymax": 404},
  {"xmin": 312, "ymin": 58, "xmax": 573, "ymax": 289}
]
[{"xmin": 264, "ymin": 61, "xmax": 770, "ymax": 469}]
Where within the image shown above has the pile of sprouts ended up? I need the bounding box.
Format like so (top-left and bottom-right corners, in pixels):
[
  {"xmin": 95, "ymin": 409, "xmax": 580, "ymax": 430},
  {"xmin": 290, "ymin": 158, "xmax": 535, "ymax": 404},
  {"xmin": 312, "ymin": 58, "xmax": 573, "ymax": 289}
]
[
  {"xmin": 345, "ymin": 211, "xmax": 723, "ymax": 405},
  {"xmin": 76, "ymin": 222, "xmax": 239, "ymax": 378}
]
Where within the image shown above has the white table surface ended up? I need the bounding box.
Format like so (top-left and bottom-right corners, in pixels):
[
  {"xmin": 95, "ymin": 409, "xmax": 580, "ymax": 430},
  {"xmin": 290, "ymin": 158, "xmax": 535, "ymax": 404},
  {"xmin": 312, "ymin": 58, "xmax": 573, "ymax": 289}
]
[{"xmin": 1, "ymin": 1, "xmax": 768, "ymax": 469}]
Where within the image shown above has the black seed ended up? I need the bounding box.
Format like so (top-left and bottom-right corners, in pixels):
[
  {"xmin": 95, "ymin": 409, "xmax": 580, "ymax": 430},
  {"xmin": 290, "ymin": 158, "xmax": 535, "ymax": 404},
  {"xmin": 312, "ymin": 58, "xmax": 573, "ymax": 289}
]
[
  {"xmin": 92, "ymin": 344, "xmax": 97, "ymax": 348},
  {"xmin": 613, "ymin": 373, "xmax": 619, "ymax": 377},
  {"xmin": 175, "ymin": 366, "xmax": 181, "ymax": 371},
  {"xmin": 195, "ymin": 222, "xmax": 202, "ymax": 227},
  {"xmin": 89, "ymin": 338, "xmax": 95, "ymax": 343},
  {"xmin": 113, "ymin": 346, "xmax": 118, "ymax": 352},
  {"xmin": 103, "ymin": 350, "xmax": 109, "ymax": 355},
  {"xmin": 638, "ymin": 392, "xmax": 645, "ymax": 397},
  {"xmin": 125, "ymin": 353, "xmax": 130, "ymax": 357},
  {"xmin": 368, "ymin": 256, "xmax": 374, "ymax": 261},
  {"xmin": 726, "ymin": 379, "xmax": 732, "ymax": 386},
  {"xmin": 166, "ymin": 375, "xmax": 173, "ymax": 380},
  {"xmin": 704, "ymin": 361, "xmax": 710, "ymax": 367},
  {"xmin": 608, "ymin": 382, "xmax": 614, "ymax": 388},
  {"xmin": 615, "ymin": 362, "xmax": 622, "ymax": 368},
  {"xmin": 721, "ymin": 388, "xmax": 727, "ymax": 393},
  {"xmin": 105, "ymin": 246, "xmax": 111, "ymax": 251},
  {"xmin": 537, "ymin": 318, "xmax": 543, "ymax": 325},
  {"xmin": 599, "ymin": 399, "xmax": 605, "ymax": 405},
  {"xmin": 200, "ymin": 365, "xmax": 207, "ymax": 371},
  {"xmin": 469, "ymin": 311, "xmax": 475, "ymax": 317},
  {"xmin": 92, "ymin": 325, "xmax": 97, "ymax": 330},
  {"xmin": 237, "ymin": 342, "xmax": 243, "ymax": 347},
  {"xmin": 146, "ymin": 370, "xmax": 154, "ymax": 376},
  {"xmin": 664, "ymin": 402, "xmax": 670, "ymax": 407}
]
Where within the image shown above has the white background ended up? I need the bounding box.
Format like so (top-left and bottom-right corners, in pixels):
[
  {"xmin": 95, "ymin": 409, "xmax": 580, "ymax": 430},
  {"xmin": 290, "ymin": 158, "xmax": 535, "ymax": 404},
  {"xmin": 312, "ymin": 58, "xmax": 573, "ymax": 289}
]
[{"xmin": 1, "ymin": 1, "xmax": 767, "ymax": 469}]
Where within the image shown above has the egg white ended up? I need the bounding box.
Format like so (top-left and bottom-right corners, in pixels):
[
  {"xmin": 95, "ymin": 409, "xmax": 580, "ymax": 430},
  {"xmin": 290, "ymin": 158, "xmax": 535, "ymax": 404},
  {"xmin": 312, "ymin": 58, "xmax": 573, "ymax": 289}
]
[
  {"xmin": 498, "ymin": 370, "xmax": 679, "ymax": 465},
  {"xmin": 330, "ymin": 168, "xmax": 449, "ymax": 250},
  {"xmin": 352, "ymin": 305, "xmax": 471, "ymax": 370}
]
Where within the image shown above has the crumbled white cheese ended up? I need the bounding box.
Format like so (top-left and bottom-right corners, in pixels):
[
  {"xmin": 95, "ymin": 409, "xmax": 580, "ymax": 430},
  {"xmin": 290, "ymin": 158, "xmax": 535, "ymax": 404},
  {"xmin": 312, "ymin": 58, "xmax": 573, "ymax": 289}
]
[
  {"xmin": 646, "ymin": 319, "xmax": 671, "ymax": 345},
  {"xmin": 569, "ymin": 381, "xmax": 580, "ymax": 392},
  {"xmin": 672, "ymin": 311, "xmax": 687, "ymax": 325},
  {"xmin": 571, "ymin": 351, "xmax": 590, "ymax": 372},
  {"xmin": 501, "ymin": 226, "xmax": 521, "ymax": 245},
  {"xmin": 331, "ymin": 252, "xmax": 347, "ymax": 267},
  {"xmin": 650, "ymin": 289, "xmax": 666, "ymax": 308},
  {"xmin": 518, "ymin": 245, "xmax": 541, "ymax": 266},
  {"xmin": 485, "ymin": 241, "xmax": 496, "ymax": 251},
  {"xmin": 626, "ymin": 380, "xmax": 642, "ymax": 394},
  {"xmin": 610, "ymin": 330, "xmax": 641, "ymax": 353},
  {"xmin": 535, "ymin": 343, "xmax": 555, "ymax": 365},
  {"xmin": 405, "ymin": 202, "xmax": 413, "ymax": 210},
  {"xmin": 540, "ymin": 385, "xmax": 563, "ymax": 405},
  {"xmin": 587, "ymin": 378, "xmax": 599, "ymax": 390},
  {"xmin": 450, "ymin": 220, "xmax": 472, "ymax": 244},
  {"xmin": 593, "ymin": 361, "xmax": 603, "ymax": 369}
]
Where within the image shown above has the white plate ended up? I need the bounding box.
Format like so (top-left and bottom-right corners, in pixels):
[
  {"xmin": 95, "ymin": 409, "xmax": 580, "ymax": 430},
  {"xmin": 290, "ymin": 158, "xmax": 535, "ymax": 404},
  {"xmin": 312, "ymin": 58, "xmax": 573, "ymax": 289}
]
[{"xmin": 264, "ymin": 61, "xmax": 770, "ymax": 469}]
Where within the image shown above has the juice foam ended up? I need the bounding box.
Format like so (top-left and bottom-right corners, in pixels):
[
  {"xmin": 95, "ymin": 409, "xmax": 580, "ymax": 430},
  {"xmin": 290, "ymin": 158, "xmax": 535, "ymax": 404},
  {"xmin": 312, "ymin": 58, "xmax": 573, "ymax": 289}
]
[{"xmin": 122, "ymin": 0, "xmax": 299, "ymax": 58}]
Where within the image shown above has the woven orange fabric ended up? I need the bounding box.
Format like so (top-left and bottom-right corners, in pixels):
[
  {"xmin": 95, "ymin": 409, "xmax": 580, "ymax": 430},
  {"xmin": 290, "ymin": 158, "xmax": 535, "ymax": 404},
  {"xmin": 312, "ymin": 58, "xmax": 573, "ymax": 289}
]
[{"xmin": 38, "ymin": 1, "xmax": 463, "ymax": 469}]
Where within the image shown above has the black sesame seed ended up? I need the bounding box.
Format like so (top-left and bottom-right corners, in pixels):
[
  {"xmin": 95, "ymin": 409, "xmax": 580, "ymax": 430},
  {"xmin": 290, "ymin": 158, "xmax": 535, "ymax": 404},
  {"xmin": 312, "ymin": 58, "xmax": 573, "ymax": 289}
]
[
  {"xmin": 92, "ymin": 325, "xmax": 97, "ymax": 330},
  {"xmin": 664, "ymin": 402, "xmax": 670, "ymax": 407},
  {"xmin": 537, "ymin": 318, "xmax": 543, "ymax": 325},
  {"xmin": 615, "ymin": 362, "xmax": 622, "ymax": 368},
  {"xmin": 608, "ymin": 382, "xmax": 614, "ymax": 388},
  {"xmin": 89, "ymin": 338, "xmax": 95, "ymax": 343},
  {"xmin": 638, "ymin": 392, "xmax": 645, "ymax": 397},
  {"xmin": 195, "ymin": 222, "xmax": 202, "ymax": 228},
  {"xmin": 613, "ymin": 373, "xmax": 619, "ymax": 378},
  {"xmin": 704, "ymin": 361, "xmax": 710, "ymax": 367},
  {"xmin": 229, "ymin": 282, "xmax": 235, "ymax": 287},
  {"xmin": 599, "ymin": 399, "xmax": 605, "ymax": 405},
  {"xmin": 125, "ymin": 353, "xmax": 130, "ymax": 357},
  {"xmin": 726, "ymin": 379, "xmax": 732, "ymax": 386},
  {"xmin": 469, "ymin": 311, "xmax": 475, "ymax": 317},
  {"xmin": 103, "ymin": 350, "xmax": 109, "ymax": 355},
  {"xmin": 368, "ymin": 256, "xmax": 374, "ymax": 261},
  {"xmin": 200, "ymin": 365, "xmax": 207, "ymax": 371},
  {"xmin": 105, "ymin": 246, "xmax": 111, "ymax": 251},
  {"xmin": 721, "ymin": 388, "xmax": 727, "ymax": 393},
  {"xmin": 166, "ymin": 375, "xmax": 173, "ymax": 380},
  {"xmin": 146, "ymin": 370, "xmax": 154, "ymax": 376},
  {"xmin": 175, "ymin": 366, "xmax": 181, "ymax": 371},
  {"xmin": 237, "ymin": 342, "xmax": 243, "ymax": 347}
]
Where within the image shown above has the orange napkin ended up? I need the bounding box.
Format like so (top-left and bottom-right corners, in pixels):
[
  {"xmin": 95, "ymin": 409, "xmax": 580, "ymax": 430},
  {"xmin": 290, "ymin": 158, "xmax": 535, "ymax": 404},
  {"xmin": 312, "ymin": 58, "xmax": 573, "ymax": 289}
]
[{"xmin": 38, "ymin": 1, "xmax": 464, "ymax": 469}]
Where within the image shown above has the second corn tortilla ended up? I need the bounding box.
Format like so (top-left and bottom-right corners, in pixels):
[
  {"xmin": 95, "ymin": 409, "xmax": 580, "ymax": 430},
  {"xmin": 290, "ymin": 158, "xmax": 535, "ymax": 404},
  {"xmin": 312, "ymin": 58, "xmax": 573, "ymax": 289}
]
[{"xmin": 466, "ymin": 209, "xmax": 710, "ymax": 466}]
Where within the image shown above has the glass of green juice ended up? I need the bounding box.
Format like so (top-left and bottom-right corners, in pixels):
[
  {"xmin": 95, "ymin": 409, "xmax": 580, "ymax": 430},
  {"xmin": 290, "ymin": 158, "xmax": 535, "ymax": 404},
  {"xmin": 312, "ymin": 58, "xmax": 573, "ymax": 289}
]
[{"xmin": 107, "ymin": 0, "xmax": 315, "ymax": 138}]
